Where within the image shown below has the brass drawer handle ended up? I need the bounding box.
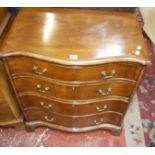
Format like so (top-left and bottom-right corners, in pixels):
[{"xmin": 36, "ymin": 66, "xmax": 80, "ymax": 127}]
[
  {"xmin": 98, "ymin": 88, "xmax": 112, "ymax": 96},
  {"xmin": 44, "ymin": 115, "xmax": 55, "ymax": 122},
  {"xmin": 96, "ymin": 104, "xmax": 107, "ymax": 112},
  {"xmin": 94, "ymin": 118, "xmax": 104, "ymax": 125},
  {"xmin": 101, "ymin": 69, "xmax": 116, "ymax": 79},
  {"xmin": 32, "ymin": 66, "xmax": 48, "ymax": 75},
  {"xmin": 40, "ymin": 101, "xmax": 52, "ymax": 109},
  {"xmin": 36, "ymin": 84, "xmax": 50, "ymax": 93}
]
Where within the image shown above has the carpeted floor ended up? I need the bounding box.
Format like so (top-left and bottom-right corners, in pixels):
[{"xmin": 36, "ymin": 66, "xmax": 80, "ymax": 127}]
[
  {"xmin": 137, "ymin": 34, "xmax": 155, "ymax": 147},
  {"xmin": 0, "ymin": 127, "xmax": 126, "ymax": 146},
  {"xmin": 135, "ymin": 8, "xmax": 155, "ymax": 147}
]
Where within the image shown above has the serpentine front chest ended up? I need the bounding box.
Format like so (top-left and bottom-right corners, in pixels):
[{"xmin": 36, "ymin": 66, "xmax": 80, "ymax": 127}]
[{"xmin": 0, "ymin": 8, "xmax": 150, "ymax": 135}]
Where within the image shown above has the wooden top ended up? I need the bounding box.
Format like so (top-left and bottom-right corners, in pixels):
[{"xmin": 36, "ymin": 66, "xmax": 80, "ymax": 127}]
[{"xmin": 0, "ymin": 8, "xmax": 151, "ymax": 65}]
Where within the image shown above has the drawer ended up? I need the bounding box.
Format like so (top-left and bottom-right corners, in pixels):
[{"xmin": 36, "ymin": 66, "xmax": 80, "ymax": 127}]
[
  {"xmin": 19, "ymin": 94, "xmax": 129, "ymax": 115},
  {"xmin": 14, "ymin": 77, "xmax": 135, "ymax": 100},
  {"xmin": 7, "ymin": 56, "xmax": 74, "ymax": 81},
  {"xmin": 7, "ymin": 56, "xmax": 142, "ymax": 82},
  {"xmin": 24, "ymin": 108, "xmax": 123, "ymax": 127},
  {"xmin": 75, "ymin": 80, "xmax": 135, "ymax": 100},
  {"xmin": 14, "ymin": 77, "xmax": 75, "ymax": 100}
]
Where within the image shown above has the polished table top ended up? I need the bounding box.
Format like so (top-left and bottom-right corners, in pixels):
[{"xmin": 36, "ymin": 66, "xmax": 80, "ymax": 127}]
[{"xmin": 0, "ymin": 8, "xmax": 151, "ymax": 65}]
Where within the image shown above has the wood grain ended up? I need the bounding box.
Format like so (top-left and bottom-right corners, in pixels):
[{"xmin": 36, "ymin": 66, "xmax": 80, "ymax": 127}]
[
  {"xmin": 7, "ymin": 56, "xmax": 143, "ymax": 82},
  {"xmin": 0, "ymin": 8, "xmax": 151, "ymax": 134},
  {"xmin": 24, "ymin": 108, "xmax": 123, "ymax": 127},
  {"xmin": 0, "ymin": 8, "xmax": 23, "ymax": 129},
  {"xmin": 19, "ymin": 94, "xmax": 129, "ymax": 116},
  {"xmin": 13, "ymin": 77, "xmax": 135, "ymax": 100},
  {"xmin": 0, "ymin": 8, "xmax": 150, "ymax": 65}
]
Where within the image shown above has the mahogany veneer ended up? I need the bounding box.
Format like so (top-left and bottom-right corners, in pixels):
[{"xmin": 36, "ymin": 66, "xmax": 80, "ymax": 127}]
[
  {"xmin": 0, "ymin": 8, "xmax": 151, "ymax": 135},
  {"xmin": 0, "ymin": 8, "xmax": 23, "ymax": 129}
]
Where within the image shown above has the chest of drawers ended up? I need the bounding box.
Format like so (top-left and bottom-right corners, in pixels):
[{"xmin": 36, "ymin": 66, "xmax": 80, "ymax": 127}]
[
  {"xmin": 0, "ymin": 8, "xmax": 23, "ymax": 129},
  {"xmin": 0, "ymin": 8, "xmax": 151, "ymax": 135},
  {"xmin": 0, "ymin": 61, "xmax": 23, "ymax": 129}
]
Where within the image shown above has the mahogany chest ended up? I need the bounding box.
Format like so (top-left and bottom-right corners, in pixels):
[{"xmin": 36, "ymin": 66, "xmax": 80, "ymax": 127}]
[
  {"xmin": 0, "ymin": 8, "xmax": 150, "ymax": 135},
  {"xmin": 0, "ymin": 8, "xmax": 23, "ymax": 129}
]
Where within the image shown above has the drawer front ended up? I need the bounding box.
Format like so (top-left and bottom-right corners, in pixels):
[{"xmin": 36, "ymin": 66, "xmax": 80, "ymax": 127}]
[
  {"xmin": 7, "ymin": 56, "xmax": 74, "ymax": 81},
  {"xmin": 20, "ymin": 95, "xmax": 75, "ymax": 115},
  {"xmin": 14, "ymin": 77, "xmax": 135, "ymax": 100},
  {"xmin": 20, "ymin": 95, "xmax": 128, "ymax": 115},
  {"xmin": 24, "ymin": 109, "xmax": 123, "ymax": 127},
  {"xmin": 14, "ymin": 77, "xmax": 75, "ymax": 100},
  {"xmin": 7, "ymin": 56, "xmax": 142, "ymax": 82},
  {"xmin": 75, "ymin": 81, "xmax": 135, "ymax": 100},
  {"xmin": 0, "ymin": 100, "xmax": 14, "ymax": 121},
  {"xmin": 74, "ymin": 63, "xmax": 141, "ymax": 82}
]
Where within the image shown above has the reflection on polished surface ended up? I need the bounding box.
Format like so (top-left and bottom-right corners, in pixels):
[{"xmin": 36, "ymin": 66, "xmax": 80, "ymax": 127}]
[
  {"xmin": 96, "ymin": 35, "xmax": 124, "ymax": 58},
  {"xmin": 0, "ymin": 8, "xmax": 151, "ymax": 135},
  {"xmin": 135, "ymin": 50, "xmax": 141, "ymax": 55},
  {"xmin": 96, "ymin": 44, "xmax": 123, "ymax": 59},
  {"xmin": 43, "ymin": 13, "xmax": 55, "ymax": 44},
  {"xmin": 0, "ymin": 8, "xmax": 150, "ymax": 65},
  {"xmin": 136, "ymin": 45, "xmax": 142, "ymax": 50}
]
